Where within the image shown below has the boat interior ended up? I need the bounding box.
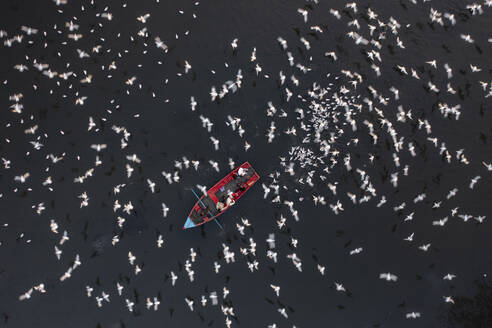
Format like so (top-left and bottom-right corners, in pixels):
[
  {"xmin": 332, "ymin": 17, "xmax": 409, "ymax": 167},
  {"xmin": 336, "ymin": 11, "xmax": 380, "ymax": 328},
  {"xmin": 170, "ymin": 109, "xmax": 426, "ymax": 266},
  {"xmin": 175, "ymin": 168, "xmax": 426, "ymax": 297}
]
[{"xmin": 188, "ymin": 166, "xmax": 256, "ymax": 225}]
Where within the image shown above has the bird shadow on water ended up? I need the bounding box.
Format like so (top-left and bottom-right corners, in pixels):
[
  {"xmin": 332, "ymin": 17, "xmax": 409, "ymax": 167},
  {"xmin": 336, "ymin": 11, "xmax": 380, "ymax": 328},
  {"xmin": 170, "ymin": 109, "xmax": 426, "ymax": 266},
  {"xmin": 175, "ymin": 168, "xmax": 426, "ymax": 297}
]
[
  {"xmin": 124, "ymin": 207, "xmax": 149, "ymax": 235},
  {"xmin": 197, "ymin": 221, "xmax": 228, "ymax": 240},
  {"xmin": 91, "ymin": 233, "xmax": 111, "ymax": 258},
  {"xmin": 440, "ymin": 279, "xmax": 492, "ymax": 328}
]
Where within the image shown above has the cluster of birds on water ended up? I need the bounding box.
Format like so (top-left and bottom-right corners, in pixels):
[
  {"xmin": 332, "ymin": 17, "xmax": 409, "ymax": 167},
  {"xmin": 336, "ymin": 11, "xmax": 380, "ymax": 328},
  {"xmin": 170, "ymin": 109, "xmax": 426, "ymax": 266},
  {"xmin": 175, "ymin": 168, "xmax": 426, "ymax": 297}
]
[{"xmin": 1, "ymin": 0, "xmax": 492, "ymax": 326}]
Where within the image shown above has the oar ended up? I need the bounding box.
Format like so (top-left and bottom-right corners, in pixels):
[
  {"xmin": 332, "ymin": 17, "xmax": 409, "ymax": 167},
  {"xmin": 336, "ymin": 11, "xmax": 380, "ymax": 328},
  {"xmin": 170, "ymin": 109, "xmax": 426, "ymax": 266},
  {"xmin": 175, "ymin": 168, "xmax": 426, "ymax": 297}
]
[
  {"xmin": 213, "ymin": 218, "xmax": 223, "ymax": 230},
  {"xmin": 191, "ymin": 188, "xmax": 207, "ymax": 208},
  {"xmin": 191, "ymin": 188, "xmax": 223, "ymax": 230}
]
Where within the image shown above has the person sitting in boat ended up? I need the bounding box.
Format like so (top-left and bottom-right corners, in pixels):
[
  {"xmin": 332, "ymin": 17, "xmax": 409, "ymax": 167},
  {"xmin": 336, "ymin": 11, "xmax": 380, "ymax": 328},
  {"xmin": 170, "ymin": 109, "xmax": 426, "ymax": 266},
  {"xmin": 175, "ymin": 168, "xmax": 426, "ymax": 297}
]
[
  {"xmin": 216, "ymin": 201, "xmax": 225, "ymax": 211},
  {"xmin": 238, "ymin": 167, "xmax": 246, "ymax": 176},
  {"xmin": 238, "ymin": 183, "xmax": 247, "ymax": 192},
  {"xmin": 226, "ymin": 195, "xmax": 235, "ymax": 207}
]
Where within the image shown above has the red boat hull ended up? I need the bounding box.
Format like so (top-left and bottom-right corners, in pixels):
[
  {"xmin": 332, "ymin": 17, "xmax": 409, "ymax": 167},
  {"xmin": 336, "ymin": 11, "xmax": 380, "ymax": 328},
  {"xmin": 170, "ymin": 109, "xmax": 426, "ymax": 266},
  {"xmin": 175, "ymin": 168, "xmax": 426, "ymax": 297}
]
[{"xmin": 184, "ymin": 162, "xmax": 259, "ymax": 229}]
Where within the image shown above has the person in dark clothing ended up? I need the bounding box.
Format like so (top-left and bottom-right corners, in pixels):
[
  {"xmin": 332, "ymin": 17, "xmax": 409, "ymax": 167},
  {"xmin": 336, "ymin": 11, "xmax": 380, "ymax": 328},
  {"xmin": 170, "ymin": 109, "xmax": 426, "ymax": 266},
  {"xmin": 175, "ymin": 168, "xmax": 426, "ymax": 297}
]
[{"xmin": 238, "ymin": 183, "xmax": 247, "ymax": 192}]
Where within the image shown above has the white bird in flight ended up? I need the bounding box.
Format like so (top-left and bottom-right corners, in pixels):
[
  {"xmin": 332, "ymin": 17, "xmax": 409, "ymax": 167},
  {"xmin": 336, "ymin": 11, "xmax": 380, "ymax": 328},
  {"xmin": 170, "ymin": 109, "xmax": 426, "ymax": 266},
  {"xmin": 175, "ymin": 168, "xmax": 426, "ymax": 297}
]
[{"xmin": 379, "ymin": 273, "xmax": 398, "ymax": 281}]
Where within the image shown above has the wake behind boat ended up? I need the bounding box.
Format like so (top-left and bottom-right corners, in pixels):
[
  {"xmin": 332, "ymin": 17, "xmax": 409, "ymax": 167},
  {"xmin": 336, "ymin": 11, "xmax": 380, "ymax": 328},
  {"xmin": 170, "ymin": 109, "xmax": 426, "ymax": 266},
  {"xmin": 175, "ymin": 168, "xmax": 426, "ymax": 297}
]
[{"xmin": 183, "ymin": 161, "xmax": 260, "ymax": 229}]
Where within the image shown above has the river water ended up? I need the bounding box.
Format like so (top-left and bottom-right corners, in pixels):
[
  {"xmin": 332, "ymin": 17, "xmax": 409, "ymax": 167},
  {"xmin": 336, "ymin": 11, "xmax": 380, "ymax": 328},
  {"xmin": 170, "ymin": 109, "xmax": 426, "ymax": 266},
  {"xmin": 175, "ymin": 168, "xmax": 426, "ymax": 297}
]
[{"xmin": 0, "ymin": 0, "xmax": 491, "ymax": 327}]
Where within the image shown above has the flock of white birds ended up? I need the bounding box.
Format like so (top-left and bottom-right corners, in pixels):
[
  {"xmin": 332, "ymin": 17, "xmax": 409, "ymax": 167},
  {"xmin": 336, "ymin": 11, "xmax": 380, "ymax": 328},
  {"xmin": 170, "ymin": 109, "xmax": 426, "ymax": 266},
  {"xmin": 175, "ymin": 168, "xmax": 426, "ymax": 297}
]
[{"xmin": 1, "ymin": 0, "xmax": 492, "ymax": 326}]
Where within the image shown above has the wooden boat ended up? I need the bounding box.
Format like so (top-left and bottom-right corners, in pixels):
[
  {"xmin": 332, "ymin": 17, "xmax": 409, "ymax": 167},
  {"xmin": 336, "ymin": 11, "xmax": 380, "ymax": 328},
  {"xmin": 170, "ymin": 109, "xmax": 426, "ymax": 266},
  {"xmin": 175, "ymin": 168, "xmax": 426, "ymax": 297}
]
[{"xmin": 183, "ymin": 161, "xmax": 260, "ymax": 229}]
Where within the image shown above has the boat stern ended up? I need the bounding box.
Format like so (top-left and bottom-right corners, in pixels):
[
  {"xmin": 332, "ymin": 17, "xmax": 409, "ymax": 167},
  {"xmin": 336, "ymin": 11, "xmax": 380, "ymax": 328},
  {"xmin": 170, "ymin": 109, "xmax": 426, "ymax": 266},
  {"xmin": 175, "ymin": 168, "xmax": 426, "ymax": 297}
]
[{"xmin": 183, "ymin": 217, "xmax": 196, "ymax": 229}]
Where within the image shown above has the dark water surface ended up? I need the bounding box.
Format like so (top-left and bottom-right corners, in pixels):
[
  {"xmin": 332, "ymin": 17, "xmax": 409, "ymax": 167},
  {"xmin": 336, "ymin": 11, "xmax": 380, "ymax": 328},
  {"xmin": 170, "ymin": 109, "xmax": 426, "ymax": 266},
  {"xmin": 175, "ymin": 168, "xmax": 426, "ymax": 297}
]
[{"xmin": 0, "ymin": 0, "xmax": 491, "ymax": 327}]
